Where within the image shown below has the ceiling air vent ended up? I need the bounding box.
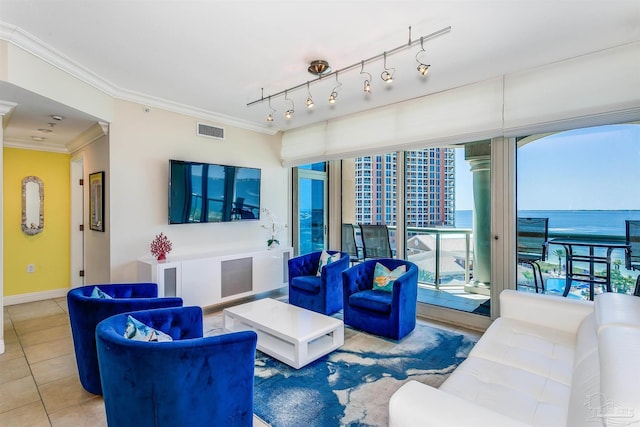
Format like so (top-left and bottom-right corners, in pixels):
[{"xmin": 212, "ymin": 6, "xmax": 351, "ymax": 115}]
[{"xmin": 197, "ymin": 122, "xmax": 225, "ymax": 140}]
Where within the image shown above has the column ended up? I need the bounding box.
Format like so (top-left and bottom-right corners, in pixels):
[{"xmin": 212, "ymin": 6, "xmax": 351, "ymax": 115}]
[{"xmin": 464, "ymin": 141, "xmax": 491, "ymax": 295}]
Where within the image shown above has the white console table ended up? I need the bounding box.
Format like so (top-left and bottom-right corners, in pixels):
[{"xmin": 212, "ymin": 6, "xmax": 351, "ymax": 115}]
[{"xmin": 137, "ymin": 246, "xmax": 292, "ymax": 307}]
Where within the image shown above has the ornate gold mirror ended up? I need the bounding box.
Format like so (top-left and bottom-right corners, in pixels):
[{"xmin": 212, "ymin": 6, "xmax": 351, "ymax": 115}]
[{"xmin": 22, "ymin": 176, "xmax": 44, "ymax": 235}]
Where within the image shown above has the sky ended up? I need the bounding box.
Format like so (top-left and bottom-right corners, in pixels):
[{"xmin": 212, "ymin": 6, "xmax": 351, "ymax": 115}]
[{"xmin": 455, "ymin": 123, "xmax": 640, "ymax": 211}]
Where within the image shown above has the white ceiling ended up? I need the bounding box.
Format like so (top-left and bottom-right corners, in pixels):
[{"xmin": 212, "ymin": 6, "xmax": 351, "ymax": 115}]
[{"xmin": 1, "ymin": 1, "xmax": 639, "ymax": 150}]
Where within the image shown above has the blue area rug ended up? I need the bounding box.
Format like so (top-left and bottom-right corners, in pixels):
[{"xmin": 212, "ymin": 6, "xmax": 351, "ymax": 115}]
[{"xmin": 252, "ymin": 321, "xmax": 477, "ymax": 427}]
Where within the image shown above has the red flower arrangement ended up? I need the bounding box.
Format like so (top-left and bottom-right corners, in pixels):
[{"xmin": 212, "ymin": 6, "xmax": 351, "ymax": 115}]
[{"xmin": 150, "ymin": 232, "xmax": 172, "ymax": 261}]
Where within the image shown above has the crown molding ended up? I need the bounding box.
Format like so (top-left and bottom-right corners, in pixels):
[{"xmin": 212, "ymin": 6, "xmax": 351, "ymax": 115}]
[
  {"xmin": 0, "ymin": 21, "xmax": 277, "ymax": 135},
  {"xmin": 0, "ymin": 101, "xmax": 17, "ymax": 131},
  {"xmin": 67, "ymin": 121, "xmax": 109, "ymax": 153},
  {"xmin": 4, "ymin": 137, "xmax": 70, "ymax": 153}
]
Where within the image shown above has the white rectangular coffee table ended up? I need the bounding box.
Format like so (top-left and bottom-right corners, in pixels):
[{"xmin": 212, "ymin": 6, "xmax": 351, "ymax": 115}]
[{"xmin": 223, "ymin": 298, "xmax": 344, "ymax": 369}]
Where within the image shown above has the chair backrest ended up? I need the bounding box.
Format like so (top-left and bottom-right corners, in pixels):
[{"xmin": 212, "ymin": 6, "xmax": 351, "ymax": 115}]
[
  {"xmin": 625, "ymin": 220, "xmax": 640, "ymax": 269},
  {"xmin": 342, "ymin": 224, "xmax": 363, "ymax": 260},
  {"xmin": 517, "ymin": 217, "xmax": 549, "ymax": 260},
  {"xmin": 67, "ymin": 284, "xmax": 183, "ymax": 395},
  {"xmin": 360, "ymin": 224, "xmax": 393, "ymax": 259},
  {"xmin": 96, "ymin": 306, "xmax": 257, "ymax": 427}
]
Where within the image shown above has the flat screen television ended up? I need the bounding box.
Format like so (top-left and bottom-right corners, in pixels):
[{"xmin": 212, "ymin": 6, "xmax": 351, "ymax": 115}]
[{"xmin": 168, "ymin": 159, "xmax": 261, "ymax": 224}]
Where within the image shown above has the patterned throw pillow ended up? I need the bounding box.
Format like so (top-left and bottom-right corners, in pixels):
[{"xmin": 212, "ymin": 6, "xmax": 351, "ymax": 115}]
[
  {"xmin": 316, "ymin": 250, "xmax": 341, "ymax": 276},
  {"xmin": 124, "ymin": 315, "xmax": 173, "ymax": 342},
  {"xmin": 372, "ymin": 262, "xmax": 407, "ymax": 292},
  {"xmin": 90, "ymin": 286, "xmax": 112, "ymax": 299}
]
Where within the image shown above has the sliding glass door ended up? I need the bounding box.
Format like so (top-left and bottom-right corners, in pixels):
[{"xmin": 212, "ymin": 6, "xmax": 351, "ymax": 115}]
[{"xmin": 293, "ymin": 163, "xmax": 328, "ymax": 255}]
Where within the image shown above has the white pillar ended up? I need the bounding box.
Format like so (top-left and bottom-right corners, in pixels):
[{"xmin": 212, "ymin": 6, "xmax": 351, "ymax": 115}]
[{"xmin": 0, "ymin": 101, "xmax": 17, "ymax": 354}]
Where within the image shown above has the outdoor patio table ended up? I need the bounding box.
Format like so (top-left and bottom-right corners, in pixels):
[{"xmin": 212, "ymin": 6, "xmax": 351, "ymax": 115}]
[{"xmin": 548, "ymin": 238, "xmax": 630, "ymax": 300}]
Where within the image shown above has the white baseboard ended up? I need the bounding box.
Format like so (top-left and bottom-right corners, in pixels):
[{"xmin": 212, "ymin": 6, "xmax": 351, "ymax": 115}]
[
  {"xmin": 0, "ymin": 339, "xmax": 5, "ymax": 355},
  {"xmin": 4, "ymin": 288, "xmax": 69, "ymax": 306}
]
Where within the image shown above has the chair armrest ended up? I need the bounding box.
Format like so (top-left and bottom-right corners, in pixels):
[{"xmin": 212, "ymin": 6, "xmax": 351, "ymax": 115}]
[
  {"xmin": 500, "ymin": 289, "xmax": 593, "ymax": 333},
  {"xmin": 389, "ymin": 381, "xmax": 531, "ymax": 427}
]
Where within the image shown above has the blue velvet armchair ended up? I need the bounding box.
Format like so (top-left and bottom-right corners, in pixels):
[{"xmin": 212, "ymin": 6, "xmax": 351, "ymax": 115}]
[
  {"xmin": 288, "ymin": 250, "xmax": 350, "ymax": 315},
  {"xmin": 96, "ymin": 306, "xmax": 257, "ymax": 427},
  {"xmin": 67, "ymin": 283, "xmax": 183, "ymax": 395},
  {"xmin": 342, "ymin": 259, "xmax": 418, "ymax": 340}
]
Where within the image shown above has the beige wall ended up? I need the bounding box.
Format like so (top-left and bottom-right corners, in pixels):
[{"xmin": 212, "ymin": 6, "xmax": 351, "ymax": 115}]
[{"xmin": 108, "ymin": 100, "xmax": 285, "ymax": 282}]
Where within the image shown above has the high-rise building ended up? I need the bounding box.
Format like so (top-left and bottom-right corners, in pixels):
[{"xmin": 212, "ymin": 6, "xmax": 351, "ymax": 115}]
[{"xmin": 355, "ymin": 148, "xmax": 455, "ymax": 226}]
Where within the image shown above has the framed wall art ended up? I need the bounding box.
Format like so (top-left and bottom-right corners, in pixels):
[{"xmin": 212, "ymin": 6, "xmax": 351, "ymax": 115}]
[{"xmin": 89, "ymin": 171, "xmax": 105, "ymax": 232}]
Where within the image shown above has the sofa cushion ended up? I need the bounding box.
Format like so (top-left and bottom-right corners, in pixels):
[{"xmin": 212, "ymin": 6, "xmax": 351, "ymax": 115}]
[
  {"xmin": 440, "ymin": 356, "xmax": 571, "ymax": 426},
  {"xmin": 290, "ymin": 275, "xmax": 322, "ymax": 294},
  {"xmin": 372, "ymin": 262, "xmax": 406, "ymax": 292},
  {"xmin": 124, "ymin": 315, "xmax": 173, "ymax": 342},
  {"xmin": 316, "ymin": 250, "xmax": 341, "ymax": 276},
  {"xmin": 348, "ymin": 289, "xmax": 392, "ymax": 314},
  {"xmin": 90, "ymin": 286, "xmax": 112, "ymax": 299},
  {"xmin": 467, "ymin": 317, "xmax": 575, "ymax": 385}
]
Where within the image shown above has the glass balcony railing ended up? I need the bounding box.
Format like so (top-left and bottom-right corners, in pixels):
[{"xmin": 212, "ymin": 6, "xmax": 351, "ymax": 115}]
[{"xmin": 387, "ymin": 225, "xmax": 473, "ymax": 289}]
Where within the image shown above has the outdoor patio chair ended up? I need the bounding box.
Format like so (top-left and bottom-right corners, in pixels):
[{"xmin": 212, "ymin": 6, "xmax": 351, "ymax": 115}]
[
  {"xmin": 360, "ymin": 224, "xmax": 393, "ymax": 259},
  {"xmin": 342, "ymin": 223, "xmax": 364, "ymax": 264},
  {"xmin": 517, "ymin": 217, "xmax": 549, "ymax": 293},
  {"xmin": 625, "ymin": 220, "xmax": 640, "ymax": 271}
]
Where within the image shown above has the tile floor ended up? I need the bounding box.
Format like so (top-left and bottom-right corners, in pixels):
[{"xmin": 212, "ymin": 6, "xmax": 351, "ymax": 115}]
[
  {"xmin": 1, "ymin": 296, "xmax": 481, "ymax": 427},
  {"xmin": 0, "ymin": 297, "xmax": 270, "ymax": 427}
]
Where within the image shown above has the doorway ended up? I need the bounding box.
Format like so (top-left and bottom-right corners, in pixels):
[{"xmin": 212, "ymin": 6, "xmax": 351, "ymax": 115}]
[
  {"xmin": 293, "ymin": 163, "xmax": 328, "ymax": 255},
  {"xmin": 70, "ymin": 156, "xmax": 85, "ymax": 288}
]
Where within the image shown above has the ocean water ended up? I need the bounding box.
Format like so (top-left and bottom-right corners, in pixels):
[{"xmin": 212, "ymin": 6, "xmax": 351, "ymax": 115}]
[{"xmin": 456, "ymin": 209, "xmax": 640, "ymax": 236}]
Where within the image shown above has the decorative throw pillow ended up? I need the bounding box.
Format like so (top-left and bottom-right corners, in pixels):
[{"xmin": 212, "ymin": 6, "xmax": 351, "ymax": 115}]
[
  {"xmin": 372, "ymin": 262, "xmax": 406, "ymax": 292},
  {"xmin": 124, "ymin": 315, "xmax": 173, "ymax": 342},
  {"xmin": 317, "ymin": 250, "xmax": 341, "ymax": 276},
  {"xmin": 90, "ymin": 286, "xmax": 112, "ymax": 299}
]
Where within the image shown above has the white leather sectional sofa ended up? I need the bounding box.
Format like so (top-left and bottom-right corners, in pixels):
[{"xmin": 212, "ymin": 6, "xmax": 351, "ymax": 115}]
[{"xmin": 389, "ymin": 289, "xmax": 640, "ymax": 426}]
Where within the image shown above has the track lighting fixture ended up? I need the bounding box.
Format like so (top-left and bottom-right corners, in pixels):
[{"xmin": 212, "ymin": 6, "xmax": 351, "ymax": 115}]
[
  {"xmin": 247, "ymin": 26, "xmax": 451, "ymax": 121},
  {"xmin": 266, "ymin": 95, "xmax": 275, "ymax": 123},
  {"xmin": 416, "ymin": 37, "xmax": 431, "ymax": 76},
  {"xmin": 284, "ymin": 90, "xmax": 294, "ymax": 119},
  {"xmin": 360, "ymin": 61, "xmax": 372, "ymax": 94},
  {"xmin": 381, "ymin": 52, "xmax": 395, "ymax": 84},
  {"xmin": 329, "ymin": 72, "xmax": 342, "ymax": 104},
  {"xmin": 305, "ymin": 82, "xmax": 314, "ymax": 109}
]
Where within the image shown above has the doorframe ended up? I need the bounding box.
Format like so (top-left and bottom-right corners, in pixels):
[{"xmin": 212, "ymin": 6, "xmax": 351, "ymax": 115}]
[
  {"xmin": 70, "ymin": 155, "xmax": 85, "ymax": 288},
  {"xmin": 292, "ymin": 165, "xmax": 329, "ymax": 256}
]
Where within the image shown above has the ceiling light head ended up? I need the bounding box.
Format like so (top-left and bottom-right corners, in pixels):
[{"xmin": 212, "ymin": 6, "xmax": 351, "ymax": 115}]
[
  {"xmin": 37, "ymin": 128, "xmax": 53, "ymax": 133},
  {"xmin": 284, "ymin": 90, "xmax": 295, "ymax": 119},
  {"xmin": 415, "ymin": 37, "xmax": 430, "ymax": 76},
  {"xmin": 329, "ymin": 71, "xmax": 342, "ymax": 104},
  {"xmin": 308, "ymin": 60, "xmax": 332, "ymax": 76},
  {"xmin": 266, "ymin": 94, "xmax": 275, "ymax": 123},
  {"xmin": 417, "ymin": 63, "xmax": 431, "ymax": 76},
  {"xmin": 360, "ymin": 61, "xmax": 372, "ymax": 95},
  {"xmin": 381, "ymin": 52, "xmax": 395, "ymax": 84},
  {"xmin": 50, "ymin": 115, "xmax": 64, "ymax": 121},
  {"xmin": 31, "ymin": 136, "xmax": 46, "ymax": 142},
  {"xmin": 305, "ymin": 82, "xmax": 314, "ymax": 108}
]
